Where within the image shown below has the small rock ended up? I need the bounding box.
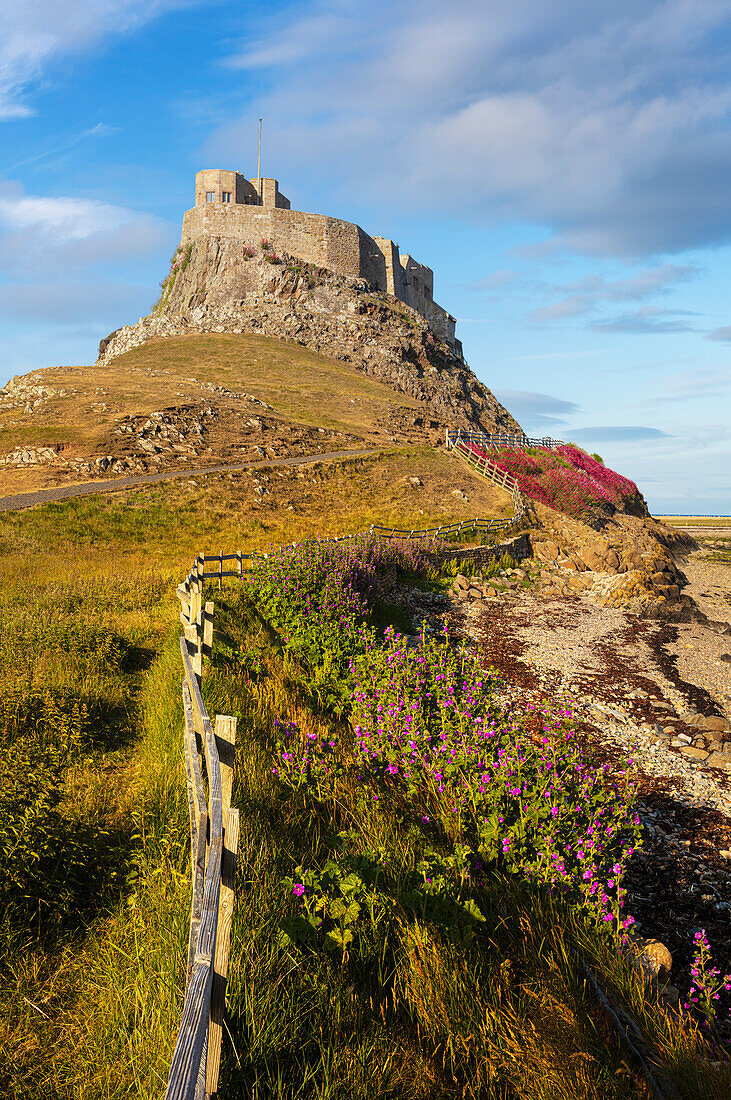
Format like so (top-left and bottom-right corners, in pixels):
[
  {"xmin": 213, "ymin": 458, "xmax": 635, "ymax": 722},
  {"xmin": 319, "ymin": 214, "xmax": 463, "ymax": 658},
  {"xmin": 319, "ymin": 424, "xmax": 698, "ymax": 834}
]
[
  {"xmin": 680, "ymin": 746, "xmax": 709, "ymax": 760},
  {"xmin": 633, "ymin": 939, "xmax": 673, "ymax": 984},
  {"xmin": 707, "ymin": 752, "xmax": 731, "ymax": 770},
  {"xmin": 704, "ymin": 715, "xmax": 731, "ymax": 733}
]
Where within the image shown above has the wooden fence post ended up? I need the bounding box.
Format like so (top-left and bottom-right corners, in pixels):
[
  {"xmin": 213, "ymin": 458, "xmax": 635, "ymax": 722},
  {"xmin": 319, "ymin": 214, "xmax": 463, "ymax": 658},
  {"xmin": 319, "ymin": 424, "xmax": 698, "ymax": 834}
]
[
  {"xmin": 206, "ymin": 715, "xmax": 238, "ymax": 1100},
  {"xmin": 202, "ymin": 602, "xmax": 214, "ymax": 666}
]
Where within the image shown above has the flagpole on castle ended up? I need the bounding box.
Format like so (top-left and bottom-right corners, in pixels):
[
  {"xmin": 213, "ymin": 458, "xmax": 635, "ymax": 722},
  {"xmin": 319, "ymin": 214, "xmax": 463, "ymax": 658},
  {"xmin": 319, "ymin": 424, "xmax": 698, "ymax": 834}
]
[{"xmin": 257, "ymin": 118, "xmax": 262, "ymax": 204}]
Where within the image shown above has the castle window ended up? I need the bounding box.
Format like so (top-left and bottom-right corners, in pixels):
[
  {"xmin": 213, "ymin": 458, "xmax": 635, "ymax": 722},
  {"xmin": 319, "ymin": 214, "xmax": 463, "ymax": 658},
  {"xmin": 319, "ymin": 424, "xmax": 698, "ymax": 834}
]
[
  {"xmin": 222, "ymin": 192, "xmax": 231, "ymax": 203},
  {"xmin": 205, "ymin": 191, "xmax": 215, "ymax": 202}
]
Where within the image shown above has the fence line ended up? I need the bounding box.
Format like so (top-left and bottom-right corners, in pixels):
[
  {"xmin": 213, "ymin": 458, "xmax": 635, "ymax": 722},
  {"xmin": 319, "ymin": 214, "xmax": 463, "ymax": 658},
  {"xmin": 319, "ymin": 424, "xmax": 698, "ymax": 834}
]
[
  {"xmin": 166, "ymin": 573, "xmax": 239, "ymax": 1100},
  {"xmin": 165, "ymin": 434, "xmax": 540, "ymax": 1092},
  {"xmin": 443, "ymin": 434, "xmax": 527, "ymax": 527},
  {"xmin": 445, "ymin": 429, "xmax": 564, "ymax": 451}
]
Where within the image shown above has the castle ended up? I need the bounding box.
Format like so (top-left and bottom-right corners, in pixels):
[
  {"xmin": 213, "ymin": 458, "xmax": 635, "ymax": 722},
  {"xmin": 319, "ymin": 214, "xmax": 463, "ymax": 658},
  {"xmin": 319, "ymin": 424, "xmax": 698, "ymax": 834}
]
[{"xmin": 181, "ymin": 170, "xmax": 460, "ymax": 350}]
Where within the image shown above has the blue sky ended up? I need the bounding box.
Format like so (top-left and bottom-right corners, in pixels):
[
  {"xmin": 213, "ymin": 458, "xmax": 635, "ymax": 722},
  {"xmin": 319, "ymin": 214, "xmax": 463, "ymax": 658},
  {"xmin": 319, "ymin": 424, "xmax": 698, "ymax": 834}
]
[{"xmin": 1, "ymin": 0, "xmax": 731, "ymax": 514}]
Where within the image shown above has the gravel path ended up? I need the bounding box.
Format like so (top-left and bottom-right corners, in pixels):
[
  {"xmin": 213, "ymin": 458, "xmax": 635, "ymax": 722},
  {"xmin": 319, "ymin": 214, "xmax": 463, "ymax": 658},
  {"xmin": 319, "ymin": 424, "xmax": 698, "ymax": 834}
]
[{"xmin": 0, "ymin": 448, "xmax": 380, "ymax": 512}]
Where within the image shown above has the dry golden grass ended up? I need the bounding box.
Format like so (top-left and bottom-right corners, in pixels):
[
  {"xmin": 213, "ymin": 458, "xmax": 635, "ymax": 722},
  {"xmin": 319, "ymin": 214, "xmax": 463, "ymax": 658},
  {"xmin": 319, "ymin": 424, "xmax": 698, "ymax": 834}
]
[
  {"xmin": 0, "ymin": 446, "xmax": 512, "ymax": 585},
  {"xmin": 0, "ymin": 333, "xmax": 442, "ymax": 493},
  {"xmin": 658, "ymin": 516, "xmax": 731, "ymax": 526}
]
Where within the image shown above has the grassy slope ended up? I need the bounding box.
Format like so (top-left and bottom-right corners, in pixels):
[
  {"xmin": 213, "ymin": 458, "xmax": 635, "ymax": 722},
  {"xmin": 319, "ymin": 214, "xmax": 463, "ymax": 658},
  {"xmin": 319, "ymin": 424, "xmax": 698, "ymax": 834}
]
[
  {"xmin": 0, "ymin": 439, "xmax": 513, "ymax": 1097},
  {"xmin": 0, "ymin": 333, "xmax": 438, "ymax": 493},
  {"xmin": 0, "ymin": 447, "xmax": 511, "ymax": 582}
]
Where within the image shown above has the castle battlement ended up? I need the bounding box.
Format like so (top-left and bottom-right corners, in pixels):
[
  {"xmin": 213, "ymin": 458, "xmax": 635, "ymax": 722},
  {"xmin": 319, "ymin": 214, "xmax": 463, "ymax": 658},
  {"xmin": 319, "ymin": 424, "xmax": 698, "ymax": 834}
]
[{"xmin": 181, "ymin": 169, "xmax": 459, "ymax": 349}]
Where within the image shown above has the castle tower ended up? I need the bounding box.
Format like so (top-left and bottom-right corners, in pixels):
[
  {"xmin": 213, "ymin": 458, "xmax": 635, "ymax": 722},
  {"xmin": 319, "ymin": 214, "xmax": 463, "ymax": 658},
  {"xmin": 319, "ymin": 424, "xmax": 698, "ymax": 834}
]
[{"xmin": 194, "ymin": 169, "xmax": 290, "ymax": 209}]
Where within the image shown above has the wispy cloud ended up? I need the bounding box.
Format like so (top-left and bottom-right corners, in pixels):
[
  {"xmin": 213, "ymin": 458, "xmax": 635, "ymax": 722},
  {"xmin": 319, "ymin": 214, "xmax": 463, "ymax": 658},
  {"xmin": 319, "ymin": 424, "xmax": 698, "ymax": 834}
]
[
  {"xmin": 493, "ymin": 388, "xmax": 580, "ymax": 429},
  {"xmin": 589, "ymin": 306, "xmax": 698, "ymax": 334},
  {"xmin": 528, "ymin": 262, "xmax": 698, "ymax": 323},
  {"xmin": 0, "ymin": 0, "xmax": 196, "ymax": 119},
  {"xmin": 1, "ymin": 122, "xmax": 116, "ymax": 174},
  {"xmin": 213, "ymin": 0, "xmax": 731, "ymax": 257},
  {"xmin": 0, "ymin": 181, "xmax": 171, "ymax": 273},
  {"xmin": 570, "ymin": 425, "xmax": 671, "ymax": 442},
  {"xmin": 633, "ymin": 368, "xmax": 731, "ymax": 407},
  {"xmin": 706, "ymin": 324, "xmax": 731, "ymax": 342}
]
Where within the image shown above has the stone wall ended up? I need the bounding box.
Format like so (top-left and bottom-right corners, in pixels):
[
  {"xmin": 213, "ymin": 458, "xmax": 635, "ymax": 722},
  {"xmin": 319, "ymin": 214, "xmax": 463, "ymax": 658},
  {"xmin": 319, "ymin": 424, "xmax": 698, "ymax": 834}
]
[
  {"xmin": 181, "ymin": 205, "xmax": 367, "ymax": 278},
  {"xmin": 181, "ymin": 181, "xmax": 457, "ymax": 347}
]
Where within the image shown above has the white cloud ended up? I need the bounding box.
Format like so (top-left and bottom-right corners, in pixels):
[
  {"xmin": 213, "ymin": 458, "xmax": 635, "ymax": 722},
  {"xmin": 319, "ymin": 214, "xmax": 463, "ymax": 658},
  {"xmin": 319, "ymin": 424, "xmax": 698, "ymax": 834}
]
[
  {"xmin": 211, "ymin": 0, "xmax": 731, "ymax": 257},
  {"xmin": 0, "ymin": 0, "xmax": 197, "ymax": 119},
  {"xmin": 0, "ymin": 181, "xmax": 172, "ymax": 273}
]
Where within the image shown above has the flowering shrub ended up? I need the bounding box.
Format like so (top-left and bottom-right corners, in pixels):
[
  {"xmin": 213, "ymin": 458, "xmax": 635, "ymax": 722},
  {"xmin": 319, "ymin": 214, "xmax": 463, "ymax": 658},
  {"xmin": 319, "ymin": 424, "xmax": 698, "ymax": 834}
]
[
  {"xmin": 464, "ymin": 441, "xmax": 640, "ymax": 524},
  {"xmin": 260, "ymin": 237, "xmax": 272, "ymax": 250},
  {"xmin": 263, "ymin": 252, "xmax": 282, "ymax": 265},
  {"xmin": 684, "ymin": 929, "xmax": 731, "ymax": 1037},
  {"xmin": 254, "ymin": 538, "xmax": 641, "ymax": 941},
  {"xmin": 242, "ymin": 243, "xmax": 255, "ymax": 258},
  {"xmin": 153, "ymin": 244, "xmax": 193, "ymax": 309},
  {"xmin": 350, "ymin": 628, "xmax": 640, "ymax": 931},
  {"xmin": 249, "ymin": 535, "xmax": 436, "ymax": 709}
]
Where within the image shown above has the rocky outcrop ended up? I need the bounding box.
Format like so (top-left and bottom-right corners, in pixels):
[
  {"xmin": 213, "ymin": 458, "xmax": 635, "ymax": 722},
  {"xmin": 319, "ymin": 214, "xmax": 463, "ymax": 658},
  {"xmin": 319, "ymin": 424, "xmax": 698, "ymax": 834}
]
[
  {"xmin": 96, "ymin": 244, "xmax": 520, "ymax": 437},
  {"xmin": 527, "ymin": 503, "xmax": 699, "ymax": 618}
]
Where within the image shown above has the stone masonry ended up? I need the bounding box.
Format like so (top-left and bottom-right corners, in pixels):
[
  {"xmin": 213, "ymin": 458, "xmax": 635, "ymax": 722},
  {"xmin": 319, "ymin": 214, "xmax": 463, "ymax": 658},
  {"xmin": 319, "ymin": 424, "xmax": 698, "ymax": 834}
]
[{"xmin": 182, "ymin": 169, "xmax": 460, "ymax": 349}]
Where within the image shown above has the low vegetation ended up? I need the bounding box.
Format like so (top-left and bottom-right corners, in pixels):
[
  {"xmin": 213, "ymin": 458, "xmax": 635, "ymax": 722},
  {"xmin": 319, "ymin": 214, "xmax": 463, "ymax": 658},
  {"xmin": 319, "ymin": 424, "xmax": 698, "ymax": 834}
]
[
  {"xmin": 196, "ymin": 536, "xmax": 730, "ymax": 1097},
  {"xmin": 465, "ymin": 441, "xmax": 642, "ymax": 525},
  {"xmin": 0, "ymin": 440, "xmax": 728, "ymax": 1097}
]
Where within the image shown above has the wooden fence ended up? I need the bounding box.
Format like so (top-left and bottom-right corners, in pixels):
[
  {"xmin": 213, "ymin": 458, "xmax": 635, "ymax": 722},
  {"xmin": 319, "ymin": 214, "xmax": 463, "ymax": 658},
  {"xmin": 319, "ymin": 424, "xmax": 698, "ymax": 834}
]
[
  {"xmin": 444, "ymin": 436, "xmax": 526, "ymax": 526},
  {"xmin": 165, "ymin": 573, "xmax": 240, "ymax": 1100},
  {"xmin": 445, "ymin": 429, "xmax": 564, "ymax": 451},
  {"xmin": 162, "ymin": 453, "xmax": 534, "ymax": 1094}
]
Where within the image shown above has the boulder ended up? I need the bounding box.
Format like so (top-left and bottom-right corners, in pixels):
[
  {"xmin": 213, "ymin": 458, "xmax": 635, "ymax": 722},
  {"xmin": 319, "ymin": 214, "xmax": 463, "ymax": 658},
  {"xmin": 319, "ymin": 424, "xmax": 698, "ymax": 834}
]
[{"xmin": 679, "ymin": 746, "xmax": 709, "ymax": 760}]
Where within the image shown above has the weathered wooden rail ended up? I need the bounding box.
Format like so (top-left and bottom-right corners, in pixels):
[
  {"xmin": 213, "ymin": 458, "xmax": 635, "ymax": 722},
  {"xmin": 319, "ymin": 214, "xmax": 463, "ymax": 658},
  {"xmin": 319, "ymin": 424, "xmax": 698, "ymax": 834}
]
[
  {"xmin": 445, "ymin": 429, "xmax": 564, "ymax": 451},
  {"xmin": 163, "ymin": 443, "xmax": 535, "ymax": 1093},
  {"xmin": 444, "ymin": 435, "xmax": 526, "ymax": 526},
  {"xmin": 166, "ymin": 572, "xmax": 240, "ymax": 1100}
]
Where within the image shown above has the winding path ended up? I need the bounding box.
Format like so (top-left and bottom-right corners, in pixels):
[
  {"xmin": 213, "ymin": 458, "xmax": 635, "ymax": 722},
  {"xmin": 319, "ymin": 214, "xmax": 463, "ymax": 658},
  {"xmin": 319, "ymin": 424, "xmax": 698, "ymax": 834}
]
[{"xmin": 0, "ymin": 447, "xmax": 380, "ymax": 513}]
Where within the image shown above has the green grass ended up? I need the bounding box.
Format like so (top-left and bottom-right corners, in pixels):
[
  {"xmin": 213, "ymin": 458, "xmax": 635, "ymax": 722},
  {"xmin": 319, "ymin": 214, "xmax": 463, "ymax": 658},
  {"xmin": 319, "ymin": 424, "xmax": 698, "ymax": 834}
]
[
  {"xmin": 3, "ymin": 434, "xmax": 724, "ymax": 1098},
  {"xmin": 0, "ymin": 573, "xmax": 190, "ymax": 1098},
  {"xmin": 180, "ymin": 588, "xmax": 730, "ymax": 1100},
  {"xmin": 0, "ymin": 443, "xmax": 512, "ymax": 1096},
  {"xmin": 0, "ymin": 448, "xmax": 511, "ymax": 583}
]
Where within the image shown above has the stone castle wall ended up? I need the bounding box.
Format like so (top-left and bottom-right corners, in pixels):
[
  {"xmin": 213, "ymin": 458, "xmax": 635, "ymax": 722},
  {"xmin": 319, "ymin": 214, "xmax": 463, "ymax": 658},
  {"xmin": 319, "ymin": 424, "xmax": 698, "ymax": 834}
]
[
  {"xmin": 183, "ymin": 170, "xmax": 458, "ymax": 348},
  {"xmin": 181, "ymin": 205, "xmax": 384, "ymax": 283}
]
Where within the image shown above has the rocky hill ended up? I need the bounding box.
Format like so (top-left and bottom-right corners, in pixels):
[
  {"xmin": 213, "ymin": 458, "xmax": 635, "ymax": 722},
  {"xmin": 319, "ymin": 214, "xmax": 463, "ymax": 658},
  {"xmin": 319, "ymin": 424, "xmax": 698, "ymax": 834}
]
[{"xmin": 96, "ymin": 243, "xmax": 519, "ymax": 437}]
